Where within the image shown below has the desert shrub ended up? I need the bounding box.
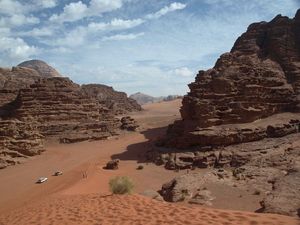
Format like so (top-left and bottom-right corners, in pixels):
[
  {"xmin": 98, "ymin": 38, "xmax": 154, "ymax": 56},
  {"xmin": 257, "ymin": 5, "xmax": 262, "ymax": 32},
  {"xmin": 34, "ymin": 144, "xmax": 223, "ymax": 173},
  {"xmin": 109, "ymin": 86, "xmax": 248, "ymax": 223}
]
[
  {"xmin": 109, "ymin": 176, "xmax": 134, "ymax": 194},
  {"xmin": 136, "ymin": 165, "xmax": 144, "ymax": 170}
]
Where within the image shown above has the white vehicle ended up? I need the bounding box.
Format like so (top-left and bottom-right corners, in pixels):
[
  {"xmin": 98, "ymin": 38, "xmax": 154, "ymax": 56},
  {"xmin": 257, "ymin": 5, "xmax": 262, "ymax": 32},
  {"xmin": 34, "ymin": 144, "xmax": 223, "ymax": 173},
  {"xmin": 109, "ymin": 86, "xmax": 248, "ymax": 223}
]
[
  {"xmin": 54, "ymin": 171, "xmax": 63, "ymax": 176},
  {"xmin": 36, "ymin": 177, "xmax": 48, "ymax": 183}
]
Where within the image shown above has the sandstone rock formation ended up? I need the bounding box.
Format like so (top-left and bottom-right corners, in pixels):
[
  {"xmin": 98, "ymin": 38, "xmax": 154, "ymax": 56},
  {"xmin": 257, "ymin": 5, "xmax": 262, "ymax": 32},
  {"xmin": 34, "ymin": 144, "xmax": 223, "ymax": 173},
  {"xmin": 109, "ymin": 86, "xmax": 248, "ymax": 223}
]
[
  {"xmin": 17, "ymin": 60, "xmax": 62, "ymax": 78},
  {"xmin": 0, "ymin": 119, "xmax": 44, "ymax": 169},
  {"xmin": 0, "ymin": 60, "xmax": 62, "ymax": 107},
  {"xmin": 0, "ymin": 77, "xmax": 120, "ymax": 143},
  {"xmin": 163, "ymin": 10, "xmax": 300, "ymax": 149},
  {"xmin": 82, "ymin": 84, "xmax": 141, "ymax": 114},
  {"xmin": 0, "ymin": 66, "xmax": 40, "ymax": 106},
  {"xmin": 155, "ymin": 10, "xmax": 300, "ymax": 217}
]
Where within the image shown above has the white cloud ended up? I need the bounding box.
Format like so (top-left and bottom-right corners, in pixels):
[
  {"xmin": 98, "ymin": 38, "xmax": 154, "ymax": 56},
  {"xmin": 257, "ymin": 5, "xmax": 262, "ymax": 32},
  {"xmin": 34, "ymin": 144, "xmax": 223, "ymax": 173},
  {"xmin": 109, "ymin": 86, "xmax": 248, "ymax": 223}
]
[
  {"xmin": 0, "ymin": 14, "xmax": 40, "ymax": 27},
  {"xmin": 0, "ymin": 37, "xmax": 38, "ymax": 60},
  {"xmin": 0, "ymin": 0, "xmax": 23, "ymax": 15},
  {"xmin": 102, "ymin": 32, "xmax": 144, "ymax": 41},
  {"xmin": 88, "ymin": 18, "xmax": 144, "ymax": 31},
  {"xmin": 19, "ymin": 27, "xmax": 54, "ymax": 37},
  {"xmin": 50, "ymin": 0, "xmax": 123, "ymax": 23},
  {"xmin": 90, "ymin": 0, "xmax": 122, "ymax": 13},
  {"xmin": 173, "ymin": 67, "xmax": 194, "ymax": 77},
  {"xmin": 146, "ymin": 2, "xmax": 186, "ymax": 19},
  {"xmin": 49, "ymin": 1, "xmax": 88, "ymax": 23},
  {"xmin": 31, "ymin": 0, "xmax": 57, "ymax": 9}
]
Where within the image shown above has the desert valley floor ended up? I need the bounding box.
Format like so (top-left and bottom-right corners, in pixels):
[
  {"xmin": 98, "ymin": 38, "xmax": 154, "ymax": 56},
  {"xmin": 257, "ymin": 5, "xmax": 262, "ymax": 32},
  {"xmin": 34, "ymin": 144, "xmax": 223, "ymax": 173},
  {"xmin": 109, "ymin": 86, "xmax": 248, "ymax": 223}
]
[{"xmin": 0, "ymin": 100, "xmax": 298, "ymax": 225}]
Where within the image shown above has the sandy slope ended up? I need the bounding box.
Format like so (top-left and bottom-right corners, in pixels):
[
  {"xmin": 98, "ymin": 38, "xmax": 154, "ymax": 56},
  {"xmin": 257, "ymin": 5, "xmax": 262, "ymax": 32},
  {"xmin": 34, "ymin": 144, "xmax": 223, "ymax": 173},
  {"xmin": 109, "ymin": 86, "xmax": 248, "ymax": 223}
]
[
  {"xmin": 1, "ymin": 194, "xmax": 298, "ymax": 225},
  {"xmin": 0, "ymin": 99, "xmax": 299, "ymax": 225}
]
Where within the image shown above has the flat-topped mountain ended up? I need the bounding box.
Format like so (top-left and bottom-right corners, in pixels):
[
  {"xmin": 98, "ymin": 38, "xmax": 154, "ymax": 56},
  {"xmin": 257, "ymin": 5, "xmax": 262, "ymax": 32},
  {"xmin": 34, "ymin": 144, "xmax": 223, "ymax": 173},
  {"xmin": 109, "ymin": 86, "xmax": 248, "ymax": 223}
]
[{"xmin": 17, "ymin": 60, "xmax": 62, "ymax": 78}]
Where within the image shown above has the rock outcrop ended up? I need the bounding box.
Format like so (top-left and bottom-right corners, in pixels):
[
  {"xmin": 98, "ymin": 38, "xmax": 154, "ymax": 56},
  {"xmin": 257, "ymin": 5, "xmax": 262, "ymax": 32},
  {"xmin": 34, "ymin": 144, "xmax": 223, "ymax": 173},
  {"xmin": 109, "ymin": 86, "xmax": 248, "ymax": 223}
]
[
  {"xmin": 0, "ymin": 119, "xmax": 44, "ymax": 169},
  {"xmin": 1, "ymin": 77, "xmax": 120, "ymax": 142},
  {"xmin": 0, "ymin": 67, "xmax": 40, "ymax": 106},
  {"xmin": 104, "ymin": 159, "xmax": 120, "ymax": 170},
  {"xmin": 154, "ymin": 10, "xmax": 300, "ymax": 217},
  {"xmin": 17, "ymin": 60, "xmax": 62, "ymax": 78},
  {"xmin": 120, "ymin": 116, "xmax": 139, "ymax": 131},
  {"xmin": 82, "ymin": 84, "xmax": 141, "ymax": 115},
  {"xmin": 163, "ymin": 10, "xmax": 300, "ymax": 149},
  {"xmin": 0, "ymin": 60, "xmax": 62, "ymax": 106}
]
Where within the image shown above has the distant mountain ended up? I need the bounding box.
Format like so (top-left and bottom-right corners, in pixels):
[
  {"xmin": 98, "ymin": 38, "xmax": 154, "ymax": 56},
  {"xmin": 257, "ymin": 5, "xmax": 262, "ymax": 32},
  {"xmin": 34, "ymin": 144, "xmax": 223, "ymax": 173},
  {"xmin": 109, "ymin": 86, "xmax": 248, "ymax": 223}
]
[
  {"xmin": 129, "ymin": 92, "xmax": 182, "ymax": 105},
  {"xmin": 81, "ymin": 84, "xmax": 141, "ymax": 115},
  {"xmin": 17, "ymin": 59, "xmax": 62, "ymax": 78}
]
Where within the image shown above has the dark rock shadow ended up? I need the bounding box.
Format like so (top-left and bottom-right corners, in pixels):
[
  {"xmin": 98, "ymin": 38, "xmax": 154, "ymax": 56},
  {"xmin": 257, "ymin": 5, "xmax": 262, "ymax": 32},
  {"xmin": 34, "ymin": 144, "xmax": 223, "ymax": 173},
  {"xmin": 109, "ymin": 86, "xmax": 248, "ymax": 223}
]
[{"xmin": 110, "ymin": 126, "xmax": 168, "ymax": 163}]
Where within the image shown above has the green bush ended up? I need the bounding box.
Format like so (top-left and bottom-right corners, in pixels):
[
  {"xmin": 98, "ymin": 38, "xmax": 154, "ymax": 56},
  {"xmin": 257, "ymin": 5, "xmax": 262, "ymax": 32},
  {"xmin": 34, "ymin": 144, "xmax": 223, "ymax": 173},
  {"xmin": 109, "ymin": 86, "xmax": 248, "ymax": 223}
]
[{"xmin": 109, "ymin": 176, "xmax": 134, "ymax": 194}]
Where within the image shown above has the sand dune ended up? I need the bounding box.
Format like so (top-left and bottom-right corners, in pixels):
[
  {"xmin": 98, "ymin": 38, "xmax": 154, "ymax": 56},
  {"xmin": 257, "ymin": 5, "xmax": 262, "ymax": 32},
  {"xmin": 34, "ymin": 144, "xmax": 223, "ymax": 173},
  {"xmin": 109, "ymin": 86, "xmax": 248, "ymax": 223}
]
[{"xmin": 0, "ymin": 194, "xmax": 298, "ymax": 225}]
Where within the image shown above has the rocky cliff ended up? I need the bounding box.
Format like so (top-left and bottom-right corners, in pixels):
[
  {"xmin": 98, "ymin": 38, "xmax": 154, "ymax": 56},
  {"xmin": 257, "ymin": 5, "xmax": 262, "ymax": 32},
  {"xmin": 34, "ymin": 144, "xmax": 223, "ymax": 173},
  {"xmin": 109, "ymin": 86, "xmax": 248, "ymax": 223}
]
[
  {"xmin": 164, "ymin": 10, "xmax": 300, "ymax": 149},
  {"xmin": 153, "ymin": 10, "xmax": 300, "ymax": 217},
  {"xmin": 1, "ymin": 77, "xmax": 120, "ymax": 143},
  {"xmin": 82, "ymin": 84, "xmax": 141, "ymax": 115}
]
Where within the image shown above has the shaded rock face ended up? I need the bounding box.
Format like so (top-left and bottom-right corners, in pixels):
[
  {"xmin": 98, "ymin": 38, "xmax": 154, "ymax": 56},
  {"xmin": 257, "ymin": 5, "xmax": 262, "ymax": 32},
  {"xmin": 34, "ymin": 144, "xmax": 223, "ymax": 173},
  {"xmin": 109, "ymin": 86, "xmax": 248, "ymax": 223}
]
[
  {"xmin": 120, "ymin": 116, "xmax": 139, "ymax": 131},
  {"xmin": 0, "ymin": 120, "xmax": 44, "ymax": 169},
  {"xmin": 82, "ymin": 84, "xmax": 141, "ymax": 115},
  {"xmin": 1, "ymin": 77, "xmax": 120, "ymax": 143},
  {"xmin": 164, "ymin": 10, "xmax": 300, "ymax": 149},
  {"xmin": 0, "ymin": 67, "xmax": 40, "ymax": 106},
  {"xmin": 17, "ymin": 60, "xmax": 62, "ymax": 78}
]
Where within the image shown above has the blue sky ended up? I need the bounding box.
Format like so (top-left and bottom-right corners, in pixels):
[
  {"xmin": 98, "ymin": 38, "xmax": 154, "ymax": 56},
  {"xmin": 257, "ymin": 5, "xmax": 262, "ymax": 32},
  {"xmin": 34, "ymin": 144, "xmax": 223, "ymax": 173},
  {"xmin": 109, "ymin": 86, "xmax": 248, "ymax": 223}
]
[{"xmin": 0, "ymin": 0, "xmax": 299, "ymax": 96}]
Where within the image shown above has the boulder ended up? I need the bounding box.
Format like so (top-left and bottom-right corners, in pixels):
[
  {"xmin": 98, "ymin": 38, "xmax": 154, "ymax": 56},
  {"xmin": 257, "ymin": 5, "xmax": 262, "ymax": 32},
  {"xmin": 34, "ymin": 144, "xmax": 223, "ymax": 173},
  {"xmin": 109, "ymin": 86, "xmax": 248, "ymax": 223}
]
[
  {"xmin": 104, "ymin": 159, "xmax": 120, "ymax": 170},
  {"xmin": 120, "ymin": 116, "xmax": 139, "ymax": 131}
]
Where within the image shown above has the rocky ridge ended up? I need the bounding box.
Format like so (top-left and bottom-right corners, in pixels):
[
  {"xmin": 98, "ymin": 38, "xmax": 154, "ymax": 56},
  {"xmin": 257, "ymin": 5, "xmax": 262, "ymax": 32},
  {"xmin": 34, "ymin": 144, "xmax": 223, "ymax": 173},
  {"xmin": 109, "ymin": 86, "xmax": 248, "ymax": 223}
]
[{"xmin": 154, "ymin": 10, "xmax": 300, "ymax": 217}]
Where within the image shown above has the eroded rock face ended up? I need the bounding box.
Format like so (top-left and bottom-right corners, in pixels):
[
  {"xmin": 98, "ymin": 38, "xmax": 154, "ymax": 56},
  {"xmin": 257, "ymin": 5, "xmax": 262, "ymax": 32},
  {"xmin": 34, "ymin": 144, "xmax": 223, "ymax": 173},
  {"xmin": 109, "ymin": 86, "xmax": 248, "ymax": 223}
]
[
  {"xmin": 1, "ymin": 77, "xmax": 120, "ymax": 142},
  {"xmin": 0, "ymin": 67, "xmax": 40, "ymax": 106},
  {"xmin": 82, "ymin": 84, "xmax": 141, "ymax": 115},
  {"xmin": 164, "ymin": 10, "xmax": 300, "ymax": 149},
  {"xmin": 0, "ymin": 119, "xmax": 44, "ymax": 169}
]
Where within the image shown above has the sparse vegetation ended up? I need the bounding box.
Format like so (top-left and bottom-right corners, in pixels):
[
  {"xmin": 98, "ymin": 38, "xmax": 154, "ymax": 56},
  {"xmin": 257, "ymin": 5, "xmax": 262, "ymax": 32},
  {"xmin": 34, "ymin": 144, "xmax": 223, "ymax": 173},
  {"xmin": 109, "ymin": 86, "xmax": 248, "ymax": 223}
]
[
  {"xmin": 109, "ymin": 176, "xmax": 134, "ymax": 194},
  {"xmin": 137, "ymin": 165, "xmax": 144, "ymax": 170}
]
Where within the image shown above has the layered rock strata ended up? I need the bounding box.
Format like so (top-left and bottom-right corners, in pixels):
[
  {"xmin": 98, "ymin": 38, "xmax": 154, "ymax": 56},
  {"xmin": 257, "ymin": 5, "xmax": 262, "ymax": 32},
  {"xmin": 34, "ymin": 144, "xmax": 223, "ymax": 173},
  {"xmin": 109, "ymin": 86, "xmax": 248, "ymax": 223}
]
[
  {"xmin": 0, "ymin": 119, "xmax": 44, "ymax": 169},
  {"xmin": 163, "ymin": 10, "xmax": 300, "ymax": 149},
  {"xmin": 1, "ymin": 77, "xmax": 120, "ymax": 143}
]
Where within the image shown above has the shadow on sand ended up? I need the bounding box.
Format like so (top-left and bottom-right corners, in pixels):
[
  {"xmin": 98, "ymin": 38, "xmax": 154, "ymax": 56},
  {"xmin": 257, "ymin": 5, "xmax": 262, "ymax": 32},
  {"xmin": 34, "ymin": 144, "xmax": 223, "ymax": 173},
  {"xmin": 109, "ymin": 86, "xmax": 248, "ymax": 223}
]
[{"xmin": 110, "ymin": 126, "xmax": 168, "ymax": 163}]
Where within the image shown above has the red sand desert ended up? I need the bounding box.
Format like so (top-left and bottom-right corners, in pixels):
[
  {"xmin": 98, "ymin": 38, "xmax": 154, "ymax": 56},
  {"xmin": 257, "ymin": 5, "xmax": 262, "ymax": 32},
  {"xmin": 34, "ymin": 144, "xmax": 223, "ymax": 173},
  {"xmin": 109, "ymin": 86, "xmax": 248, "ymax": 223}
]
[{"xmin": 0, "ymin": 100, "xmax": 299, "ymax": 225}]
